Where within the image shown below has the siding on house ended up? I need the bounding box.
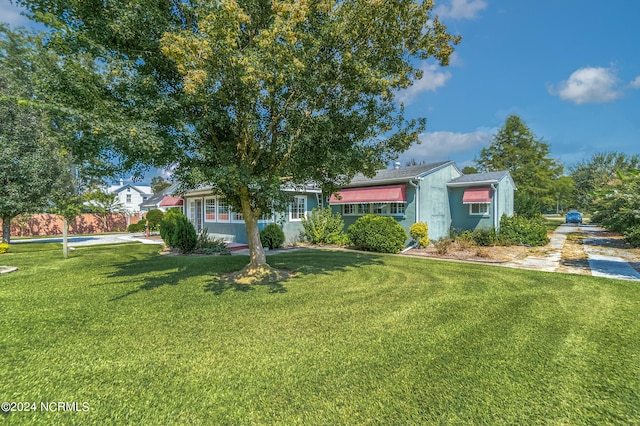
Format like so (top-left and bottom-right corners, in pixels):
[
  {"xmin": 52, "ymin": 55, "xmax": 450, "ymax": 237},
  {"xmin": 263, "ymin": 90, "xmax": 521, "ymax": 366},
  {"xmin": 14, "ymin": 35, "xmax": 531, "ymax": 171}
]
[
  {"xmin": 182, "ymin": 189, "xmax": 320, "ymax": 244},
  {"xmin": 417, "ymin": 163, "xmax": 463, "ymax": 240}
]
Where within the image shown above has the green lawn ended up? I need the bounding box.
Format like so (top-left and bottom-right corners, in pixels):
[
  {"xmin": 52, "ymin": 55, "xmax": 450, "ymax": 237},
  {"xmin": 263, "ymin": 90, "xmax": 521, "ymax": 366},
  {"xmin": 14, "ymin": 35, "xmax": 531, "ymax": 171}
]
[{"xmin": 1, "ymin": 244, "xmax": 639, "ymax": 424}]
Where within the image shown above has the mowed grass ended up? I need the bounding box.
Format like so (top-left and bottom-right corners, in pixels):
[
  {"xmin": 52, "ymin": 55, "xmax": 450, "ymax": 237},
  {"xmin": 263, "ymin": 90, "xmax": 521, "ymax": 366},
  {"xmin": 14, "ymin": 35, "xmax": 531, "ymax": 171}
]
[{"xmin": 1, "ymin": 244, "xmax": 639, "ymax": 424}]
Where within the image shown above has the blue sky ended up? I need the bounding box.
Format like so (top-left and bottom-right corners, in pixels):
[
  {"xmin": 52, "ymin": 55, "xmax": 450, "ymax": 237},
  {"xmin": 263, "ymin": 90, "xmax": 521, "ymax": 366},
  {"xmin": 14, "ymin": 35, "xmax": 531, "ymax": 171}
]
[{"xmin": 2, "ymin": 0, "xmax": 640, "ymax": 179}]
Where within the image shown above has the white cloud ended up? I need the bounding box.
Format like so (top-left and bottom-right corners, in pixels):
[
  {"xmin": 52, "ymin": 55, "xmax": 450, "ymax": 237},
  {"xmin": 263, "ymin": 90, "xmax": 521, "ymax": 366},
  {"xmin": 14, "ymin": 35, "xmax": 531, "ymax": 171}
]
[
  {"xmin": 434, "ymin": 0, "xmax": 487, "ymax": 20},
  {"xmin": 630, "ymin": 76, "xmax": 640, "ymax": 89},
  {"xmin": 550, "ymin": 66, "xmax": 623, "ymax": 104},
  {"xmin": 0, "ymin": 0, "xmax": 34, "ymax": 28},
  {"xmin": 396, "ymin": 63, "xmax": 451, "ymax": 105},
  {"xmin": 397, "ymin": 130, "xmax": 493, "ymax": 164}
]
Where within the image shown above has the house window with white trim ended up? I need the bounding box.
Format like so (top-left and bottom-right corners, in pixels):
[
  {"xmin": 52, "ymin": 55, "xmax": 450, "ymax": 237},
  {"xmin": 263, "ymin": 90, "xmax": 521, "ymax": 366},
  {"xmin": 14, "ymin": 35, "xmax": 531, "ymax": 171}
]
[
  {"xmin": 290, "ymin": 196, "xmax": 306, "ymax": 221},
  {"xmin": 469, "ymin": 203, "xmax": 489, "ymax": 216},
  {"xmin": 343, "ymin": 204, "xmax": 355, "ymax": 215},
  {"xmin": 205, "ymin": 198, "xmax": 216, "ymax": 221},
  {"xmin": 389, "ymin": 203, "xmax": 405, "ymax": 215},
  {"xmin": 373, "ymin": 203, "xmax": 387, "ymax": 214},
  {"xmin": 126, "ymin": 194, "xmax": 132, "ymax": 203},
  {"xmin": 218, "ymin": 198, "xmax": 230, "ymax": 222}
]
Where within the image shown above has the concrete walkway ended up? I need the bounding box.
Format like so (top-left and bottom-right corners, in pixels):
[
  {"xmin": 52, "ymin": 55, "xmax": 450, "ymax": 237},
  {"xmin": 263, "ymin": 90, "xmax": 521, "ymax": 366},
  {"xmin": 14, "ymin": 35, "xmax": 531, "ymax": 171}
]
[
  {"xmin": 580, "ymin": 224, "xmax": 640, "ymax": 281},
  {"xmin": 505, "ymin": 223, "xmax": 640, "ymax": 281}
]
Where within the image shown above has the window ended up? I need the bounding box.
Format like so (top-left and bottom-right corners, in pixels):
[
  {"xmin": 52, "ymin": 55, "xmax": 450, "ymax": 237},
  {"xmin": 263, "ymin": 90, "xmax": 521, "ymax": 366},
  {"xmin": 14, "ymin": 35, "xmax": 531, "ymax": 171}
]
[
  {"xmin": 389, "ymin": 203, "xmax": 405, "ymax": 215},
  {"xmin": 470, "ymin": 203, "xmax": 489, "ymax": 216},
  {"xmin": 290, "ymin": 196, "xmax": 306, "ymax": 221},
  {"xmin": 218, "ymin": 198, "xmax": 230, "ymax": 222},
  {"xmin": 205, "ymin": 198, "xmax": 216, "ymax": 221},
  {"xmin": 126, "ymin": 194, "xmax": 132, "ymax": 203},
  {"xmin": 232, "ymin": 210, "xmax": 244, "ymax": 222},
  {"xmin": 343, "ymin": 204, "xmax": 355, "ymax": 215},
  {"xmin": 356, "ymin": 204, "xmax": 370, "ymax": 215},
  {"xmin": 373, "ymin": 203, "xmax": 388, "ymax": 214}
]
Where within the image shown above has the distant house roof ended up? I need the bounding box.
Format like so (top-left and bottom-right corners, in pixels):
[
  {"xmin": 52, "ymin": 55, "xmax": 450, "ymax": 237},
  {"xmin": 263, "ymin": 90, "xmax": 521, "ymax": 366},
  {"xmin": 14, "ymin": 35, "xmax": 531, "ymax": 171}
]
[
  {"xmin": 107, "ymin": 183, "xmax": 153, "ymax": 195},
  {"xmin": 140, "ymin": 188, "xmax": 168, "ymax": 209},
  {"xmin": 447, "ymin": 171, "xmax": 516, "ymax": 188},
  {"xmin": 346, "ymin": 161, "xmax": 456, "ymax": 187}
]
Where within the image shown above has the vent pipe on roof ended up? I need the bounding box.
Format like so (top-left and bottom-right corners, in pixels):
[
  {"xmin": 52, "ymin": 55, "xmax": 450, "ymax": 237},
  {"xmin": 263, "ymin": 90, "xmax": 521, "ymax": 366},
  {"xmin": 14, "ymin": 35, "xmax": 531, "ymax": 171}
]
[
  {"xmin": 120, "ymin": 178, "xmax": 124, "ymax": 186},
  {"xmin": 394, "ymin": 161, "xmax": 401, "ymax": 170}
]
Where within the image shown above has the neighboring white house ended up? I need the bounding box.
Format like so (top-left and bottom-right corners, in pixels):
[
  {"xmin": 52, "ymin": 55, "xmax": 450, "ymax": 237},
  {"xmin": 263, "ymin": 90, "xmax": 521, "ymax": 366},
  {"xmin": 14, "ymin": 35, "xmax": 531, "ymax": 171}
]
[{"xmin": 107, "ymin": 179, "xmax": 153, "ymax": 215}]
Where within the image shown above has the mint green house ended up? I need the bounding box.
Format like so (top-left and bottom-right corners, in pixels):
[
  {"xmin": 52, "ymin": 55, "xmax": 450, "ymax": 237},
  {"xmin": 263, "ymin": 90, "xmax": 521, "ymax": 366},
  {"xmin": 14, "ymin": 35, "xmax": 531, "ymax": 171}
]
[
  {"xmin": 328, "ymin": 161, "xmax": 515, "ymax": 241},
  {"xmin": 178, "ymin": 161, "xmax": 515, "ymax": 245}
]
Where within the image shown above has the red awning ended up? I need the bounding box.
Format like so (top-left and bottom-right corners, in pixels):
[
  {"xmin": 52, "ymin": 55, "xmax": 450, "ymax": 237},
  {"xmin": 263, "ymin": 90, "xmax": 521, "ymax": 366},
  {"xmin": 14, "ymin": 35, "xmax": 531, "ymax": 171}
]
[
  {"xmin": 462, "ymin": 187, "xmax": 492, "ymax": 204},
  {"xmin": 329, "ymin": 185, "xmax": 406, "ymax": 204},
  {"xmin": 159, "ymin": 196, "xmax": 184, "ymax": 207}
]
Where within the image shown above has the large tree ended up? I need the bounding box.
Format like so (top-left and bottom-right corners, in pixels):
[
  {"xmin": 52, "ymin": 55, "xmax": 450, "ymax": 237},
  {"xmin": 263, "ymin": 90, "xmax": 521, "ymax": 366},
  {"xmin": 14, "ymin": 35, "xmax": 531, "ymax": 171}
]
[
  {"xmin": 570, "ymin": 152, "xmax": 640, "ymax": 212},
  {"xmin": 0, "ymin": 26, "xmax": 66, "ymax": 243},
  {"xmin": 476, "ymin": 115, "xmax": 564, "ymax": 211},
  {"xmin": 18, "ymin": 0, "xmax": 460, "ymax": 278}
]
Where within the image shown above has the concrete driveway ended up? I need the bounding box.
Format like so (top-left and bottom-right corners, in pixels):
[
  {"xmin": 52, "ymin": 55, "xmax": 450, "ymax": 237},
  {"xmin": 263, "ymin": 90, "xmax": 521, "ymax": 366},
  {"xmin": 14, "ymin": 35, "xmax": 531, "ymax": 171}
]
[{"xmin": 505, "ymin": 223, "xmax": 640, "ymax": 281}]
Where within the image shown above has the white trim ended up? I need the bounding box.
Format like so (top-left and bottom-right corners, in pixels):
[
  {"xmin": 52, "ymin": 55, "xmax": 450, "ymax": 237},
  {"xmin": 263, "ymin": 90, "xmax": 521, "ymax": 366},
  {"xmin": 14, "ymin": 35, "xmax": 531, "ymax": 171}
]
[
  {"xmin": 289, "ymin": 195, "xmax": 306, "ymax": 221},
  {"xmin": 469, "ymin": 203, "xmax": 490, "ymax": 216},
  {"xmin": 341, "ymin": 202, "xmax": 406, "ymax": 217}
]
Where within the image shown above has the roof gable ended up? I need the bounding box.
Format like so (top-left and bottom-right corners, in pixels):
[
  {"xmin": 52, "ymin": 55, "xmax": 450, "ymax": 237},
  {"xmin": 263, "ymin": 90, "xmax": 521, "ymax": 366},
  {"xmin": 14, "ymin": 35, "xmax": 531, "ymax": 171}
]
[
  {"xmin": 447, "ymin": 171, "xmax": 515, "ymax": 188},
  {"xmin": 347, "ymin": 161, "xmax": 455, "ymax": 186}
]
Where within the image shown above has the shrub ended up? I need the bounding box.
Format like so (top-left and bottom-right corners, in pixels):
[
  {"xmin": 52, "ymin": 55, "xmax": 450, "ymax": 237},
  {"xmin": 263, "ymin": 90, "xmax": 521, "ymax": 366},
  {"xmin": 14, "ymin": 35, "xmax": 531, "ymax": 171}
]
[
  {"xmin": 0, "ymin": 243, "xmax": 9, "ymax": 254},
  {"xmin": 347, "ymin": 215, "xmax": 407, "ymax": 253},
  {"xmin": 172, "ymin": 214, "xmax": 197, "ymax": 253},
  {"xmin": 433, "ymin": 238, "xmax": 451, "ymax": 255},
  {"xmin": 454, "ymin": 230, "xmax": 476, "ymax": 249},
  {"xmin": 146, "ymin": 209, "xmax": 164, "ymax": 230},
  {"xmin": 301, "ymin": 207, "xmax": 347, "ymax": 245},
  {"xmin": 127, "ymin": 219, "xmax": 147, "ymax": 233},
  {"xmin": 409, "ymin": 222, "xmax": 430, "ymax": 248},
  {"xmin": 260, "ymin": 223, "xmax": 285, "ymax": 250},
  {"xmin": 498, "ymin": 214, "xmax": 549, "ymax": 247},
  {"xmin": 472, "ymin": 228, "xmax": 497, "ymax": 247},
  {"xmin": 159, "ymin": 210, "xmax": 183, "ymax": 247},
  {"xmin": 196, "ymin": 230, "xmax": 230, "ymax": 254},
  {"xmin": 624, "ymin": 226, "xmax": 640, "ymax": 248}
]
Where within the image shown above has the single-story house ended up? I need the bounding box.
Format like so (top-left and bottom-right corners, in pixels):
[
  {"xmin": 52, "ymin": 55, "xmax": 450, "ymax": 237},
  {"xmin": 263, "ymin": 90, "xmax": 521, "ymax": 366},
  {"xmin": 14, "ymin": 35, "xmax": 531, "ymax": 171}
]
[
  {"xmin": 179, "ymin": 161, "xmax": 515, "ymax": 244},
  {"xmin": 329, "ymin": 161, "xmax": 515, "ymax": 240},
  {"xmin": 181, "ymin": 183, "xmax": 322, "ymax": 244}
]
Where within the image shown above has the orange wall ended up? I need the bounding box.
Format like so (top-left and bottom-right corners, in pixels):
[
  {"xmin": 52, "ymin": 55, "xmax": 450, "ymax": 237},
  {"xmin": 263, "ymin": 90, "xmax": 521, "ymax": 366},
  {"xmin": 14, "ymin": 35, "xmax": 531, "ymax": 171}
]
[{"xmin": 0, "ymin": 213, "xmax": 142, "ymax": 238}]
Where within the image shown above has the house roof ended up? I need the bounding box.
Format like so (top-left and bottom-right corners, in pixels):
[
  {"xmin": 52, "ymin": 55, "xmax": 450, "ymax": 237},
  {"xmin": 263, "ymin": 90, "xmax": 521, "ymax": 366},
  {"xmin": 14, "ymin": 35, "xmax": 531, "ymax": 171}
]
[
  {"xmin": 107, "ymin": 183, "xmax": 153, "ymax": 195},
  {"xmin": 346, "ymin": 161, "xmax": 455, "ymax": 187},
  {"xmin": 447, "ymin": 171, "xmax": 516, "ymax": 188},
  {"xmin": 178, "ymin": 182, "xmax": 321, "ymax": 196},
  {"xmin": 140, "ymin": 188, "xmax": 169, "ymax": 208}
]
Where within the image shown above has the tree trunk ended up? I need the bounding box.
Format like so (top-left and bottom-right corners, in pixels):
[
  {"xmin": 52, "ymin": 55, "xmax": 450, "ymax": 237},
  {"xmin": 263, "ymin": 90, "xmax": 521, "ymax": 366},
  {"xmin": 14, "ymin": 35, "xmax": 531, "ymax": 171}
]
[
  {"xmin": 241, "ymin": 192, "xmax": 267, "ymax": 270},
  {"xmin": 1, "ymin": 215, "xmax": 12, "ymax": 244},
  {"xmin": 62, "ymin": 219, "xmax": 69, "ymax": 258}
]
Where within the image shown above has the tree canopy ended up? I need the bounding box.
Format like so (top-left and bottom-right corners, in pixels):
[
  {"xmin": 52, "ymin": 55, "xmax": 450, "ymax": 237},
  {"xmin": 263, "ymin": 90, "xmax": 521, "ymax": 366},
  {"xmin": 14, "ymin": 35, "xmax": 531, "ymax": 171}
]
[
  {"xmin": 570, "ymin": 152, "xmax": 640, "ymax": 212},
  {"xmin": 476, "ymin": 115, "xmax": 565, "ymax": 211},
  {"xmin": 17, "ymin": 0, "xmax": 461, "ymax": 277},
  {"xmin": 0, "ymin": 26, "xmax": 67, "ymax": 243}
]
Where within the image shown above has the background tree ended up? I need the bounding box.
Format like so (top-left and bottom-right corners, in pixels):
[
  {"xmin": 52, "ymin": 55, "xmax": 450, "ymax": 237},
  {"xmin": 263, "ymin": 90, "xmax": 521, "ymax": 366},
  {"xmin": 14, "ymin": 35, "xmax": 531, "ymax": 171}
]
[
  {"xmin": 19, "ymin": 0, "xmax": 461, "ymax": 280},
  {"xmin": 151, "ymin": 176, "xmax": 172, "ymax": 194},
  {"xmin": 50, "ymin": 161, "xmax": 85, "ymax": 258},
  {"xmin": 0, "ymin": 26, "xmax": 66, "ymax": 243},
  {"xmin": 461, "ymin": 165, "xmax": 478, "ymax": 174},
  {"xmin": 476, "ymin": 115, "xmax": 564, "ymax": 212},
  {"xmin": 84, "ymin": 190, "xmax": 127, "ymax": 232},
  {"xmin": 570, "ymin": 152, "xmax": 640, "ymax": 212}
]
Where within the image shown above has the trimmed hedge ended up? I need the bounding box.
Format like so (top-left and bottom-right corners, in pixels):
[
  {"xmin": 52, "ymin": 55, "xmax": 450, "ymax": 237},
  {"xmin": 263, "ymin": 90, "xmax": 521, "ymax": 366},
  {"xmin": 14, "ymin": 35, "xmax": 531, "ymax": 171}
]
[
  {"xmin": 172, "ymin": 214, "xmax": 197, "ymax": 253},
  {"xmin": 624, "ymin": 226, "xmax": 640, "ymax": 248},
  {"xmin": 159, "ymin": 210, "xmax": 183, "ymax": 246},
  {"xmin": 347, "ymin": 215, "xmax": 407, "ymax": 253},
  {"xmin": 499, "ymin": 214, "xmax": 549, "ymax": 247},
  {"xmin": 260, "ymin": 223, "xmax": 285, "ymax": 250},
  {"xmin": 146, "ymin": 209, "xmax": 164, "ymax": 230},
  {"xmin": 0, "ymin": 243, "xmax": 9, "ymax": 254}
]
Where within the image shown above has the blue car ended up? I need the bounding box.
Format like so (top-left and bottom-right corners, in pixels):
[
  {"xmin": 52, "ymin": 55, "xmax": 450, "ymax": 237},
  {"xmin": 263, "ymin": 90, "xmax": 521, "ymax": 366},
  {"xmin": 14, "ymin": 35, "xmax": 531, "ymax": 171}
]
[{"xmin": 566, "ymin": 210, "xmax": 583, "ymax": 224}]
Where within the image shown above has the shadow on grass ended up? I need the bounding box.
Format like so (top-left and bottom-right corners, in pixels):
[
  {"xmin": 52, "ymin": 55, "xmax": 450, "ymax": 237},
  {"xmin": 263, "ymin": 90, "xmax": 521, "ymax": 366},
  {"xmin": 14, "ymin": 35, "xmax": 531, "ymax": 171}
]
[{"xmin": 106, "ymin": 247, "xmax": 384, "ymax": 299}]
